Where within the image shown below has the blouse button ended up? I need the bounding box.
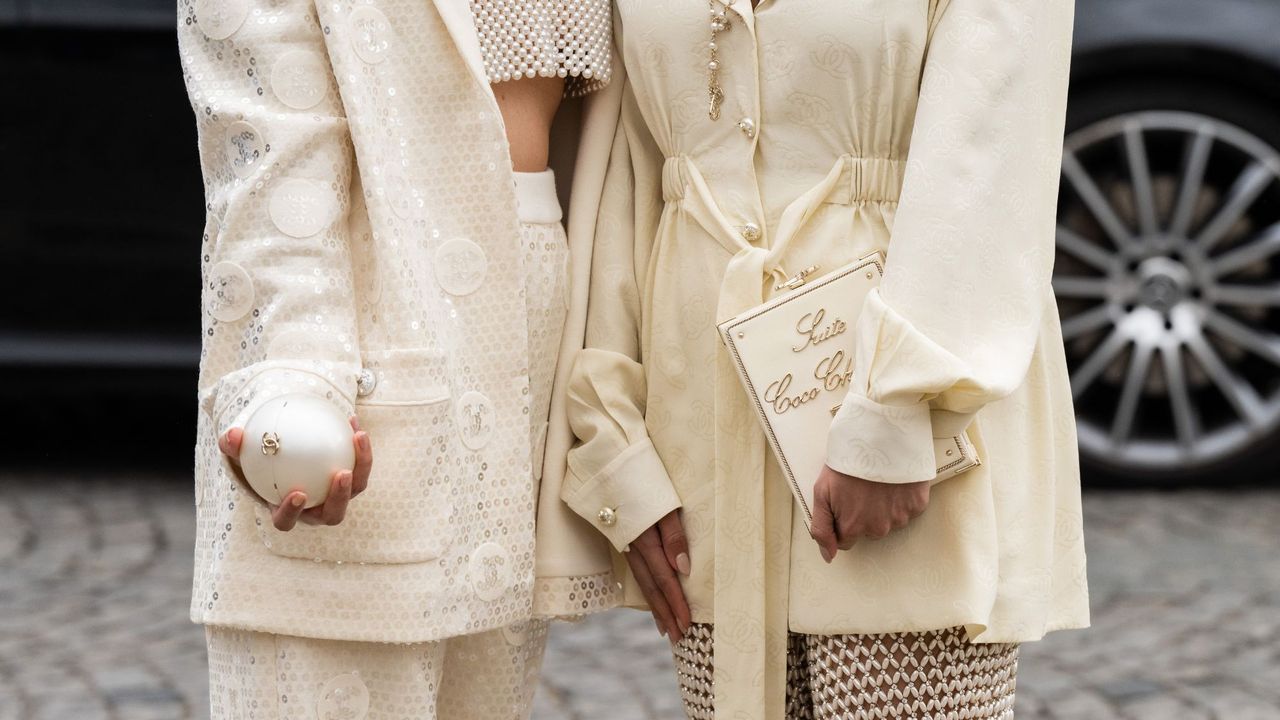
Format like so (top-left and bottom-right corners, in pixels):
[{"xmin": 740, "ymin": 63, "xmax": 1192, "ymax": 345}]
[
  {"xmin": 597, "ymin": 507, "xmax": 617, "ymax": 527},
  {"xmin": 740, "ymin": 222, "xmax": 762, "ymax": 243},
  {"xmin": 737, "ymin": 117, "xmax": 756, "ymax": 138}
]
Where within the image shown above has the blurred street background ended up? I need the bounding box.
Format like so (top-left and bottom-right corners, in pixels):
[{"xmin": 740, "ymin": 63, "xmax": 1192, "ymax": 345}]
[
  {"xmin": 2, "ymin": 0, "xmax": 1280, "ymax": 718},
  {"xmin": 2, "ymin": 479, "xmax": 1278, "ymax": 719}
]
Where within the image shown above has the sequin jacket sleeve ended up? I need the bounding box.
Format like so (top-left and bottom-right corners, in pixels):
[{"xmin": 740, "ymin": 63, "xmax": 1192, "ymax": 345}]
[
  {"xmin": 825, "ymin": 0, "xmax": 1075, "ymax": 483},
  {"xmin": 179, "ymin": 0, "xmax": 363, "ymax": 499},
  {"xmin": 469, "ymin": 0, "xmax": 613, "ymax": 97},
  {"xmin": 562, "ymin": 79, "xmax": 682, "ymax": 551}
]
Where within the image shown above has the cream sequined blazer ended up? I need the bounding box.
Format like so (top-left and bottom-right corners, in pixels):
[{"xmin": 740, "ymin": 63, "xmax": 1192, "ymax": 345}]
[{"xmin": 179, "ymin": 0, "xmax": 622, "ymax": 643}]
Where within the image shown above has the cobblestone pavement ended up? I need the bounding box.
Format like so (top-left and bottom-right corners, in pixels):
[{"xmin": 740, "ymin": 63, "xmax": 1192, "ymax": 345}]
[{"xmin": 1, "ymin": 475, "xmax": 1277, "ymax": 720}]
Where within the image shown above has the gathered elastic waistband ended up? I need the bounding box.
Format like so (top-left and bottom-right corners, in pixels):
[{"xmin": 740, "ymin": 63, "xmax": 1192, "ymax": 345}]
[
  {"xmin": 512, "ymin": 168, "xmax": 563, "ymax": 224},
  {"xmin": 662, "ymin": 154, "xmax": 905, "ymax": 205}
]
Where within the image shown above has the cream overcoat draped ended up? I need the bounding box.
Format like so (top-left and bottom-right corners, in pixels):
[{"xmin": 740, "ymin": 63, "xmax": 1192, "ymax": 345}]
[
  {"xmin": 556, "ymin": 0, "xmax": 1092, "ymax": 717},
  {"xmin": 180, "ymin": 0, "xmax": 622, "ymax": 643}
]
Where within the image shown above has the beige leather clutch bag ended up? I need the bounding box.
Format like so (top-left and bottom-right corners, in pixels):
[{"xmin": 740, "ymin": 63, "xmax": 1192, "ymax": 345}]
[{"xmin": 717, "ymin": 251, "xmax": 980, "ymax": 527}]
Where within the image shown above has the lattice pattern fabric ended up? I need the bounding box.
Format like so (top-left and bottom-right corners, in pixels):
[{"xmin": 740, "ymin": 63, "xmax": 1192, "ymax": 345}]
[{"xmin": 673, "ymin": 624, "xmax": 1019, "ymax": 720}]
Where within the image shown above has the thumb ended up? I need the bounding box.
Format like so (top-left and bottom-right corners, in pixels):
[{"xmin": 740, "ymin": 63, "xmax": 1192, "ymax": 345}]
[
  {"xmin": 218, "ymin": 427, "xmax": 244, "ymax": 467},
  {"xmin": 809, "ymin": 481, "xmax": 838, "ymax": 563}
]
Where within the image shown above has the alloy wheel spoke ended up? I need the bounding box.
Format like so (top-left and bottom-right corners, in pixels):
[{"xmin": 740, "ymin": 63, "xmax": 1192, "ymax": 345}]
[
  {"xmin": 1071, "ymin": 328, "xmax": 1128, "ymax": 399},
  {"xmin": 1111, "ymin": 341, "xmax": 1154, "ymax": 443},
  {"xmin": 1169, "ymin": 124, "xmax": 1215, "ymax": 239},
  {"xmin": 1160, "ymin": 344, "xmax": 1199, "ymax": 449},
  {"xmin": 1056, "ymin": 225, "xmax": 1116, "ymax": 271},
  {"xmin": 1202, "ymin": 308, "xmax": 1280, "ymax": 367},
  {"xmin": 1186, "ymin": 333, "xmax": 1267, "ymax": 427},
  {"xmin": 1061, "ymin": 150, "xmax": 1137, "ymax": 251},
  {"xmin": 1123, "ymin": 120, "xmax": 1159, "ymax": 237},
  {"xmin": 1208, "ymin": 222, "xmax": 1280, "ymax": 278},
  {"xmin": 1194, "ymin": 161, "xmax": 1274, "ymax": 253},
  {"xmin": 1212, "ymin": 284, "xmax": 1280, "ymax": 309},
  {"xmin": 1060, "ymin": 304, "xmax": 1114, "ymax": 341}
]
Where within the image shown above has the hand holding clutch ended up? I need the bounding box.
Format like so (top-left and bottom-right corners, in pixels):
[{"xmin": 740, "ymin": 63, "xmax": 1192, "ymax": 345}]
[
  {"xmin": 807, "ymin": 464, "xmax": 930, "ymax": 562},
  {"xmin": 217, "ymin": 395, "xmax": 374, "ymax": 532}
]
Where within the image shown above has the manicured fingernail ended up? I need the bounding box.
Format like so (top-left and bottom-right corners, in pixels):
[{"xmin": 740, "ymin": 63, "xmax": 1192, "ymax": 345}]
[
  {"xmin": 676, "ymin": 553, "xmax": 691, "ymax": 576},
  {"xmin": 351, "ymin": 414, "xmax": 361, "ymax": 431},
  {"xmin": 658, "ymin": 626, "xmax": 667, "ymax": 638},
  {"xmin": 291, "ymin": 494, "xmax": 305, "ymax": 507},
  {"xmin": 338, "ymin": 473, "xmax": 352, "ymax": 491},
  {"xmin": 358, "ymin": 432, "xmax": 370, "ymax": 451},
  {"xmin": 820, "ymin": 547, "xmax": 833, "ymax": 563}
]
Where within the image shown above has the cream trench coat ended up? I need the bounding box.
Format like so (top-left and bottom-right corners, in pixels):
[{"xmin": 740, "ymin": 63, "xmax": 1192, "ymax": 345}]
[
  {"xmin": 559, "ymin": 0, "xmax": 1091, "ymax": 717},
  {"xmin": 179, "ymin": 0, "xmax": 621, "ymax": 644}
]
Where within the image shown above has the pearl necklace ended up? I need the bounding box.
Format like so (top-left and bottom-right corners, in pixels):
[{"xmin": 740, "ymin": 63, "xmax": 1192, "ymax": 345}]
[{"xmin": 706, "ymin": 0, "xmax": 732, "ymax": 120}]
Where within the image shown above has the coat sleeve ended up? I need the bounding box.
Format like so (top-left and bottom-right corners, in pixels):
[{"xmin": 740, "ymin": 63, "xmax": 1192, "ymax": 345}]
[
  {"xmin": 826, "ymin": 0, "xmax": 1075, "ymax": 483},
  {"xmin": 562, "ymin": 79, "xmax": 682, "ymax": 551},
  {"xmin": 179, "ymin": 0, "xmax": 362, "ymax": 502}
]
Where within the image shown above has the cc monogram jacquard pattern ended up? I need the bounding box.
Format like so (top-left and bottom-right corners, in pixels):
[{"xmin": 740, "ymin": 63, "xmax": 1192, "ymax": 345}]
[
  {"xmin": 179, "ymin": 0, "xmax": 614, "ymax": 644},
  {"xmin": 564, "ymin": 0, "xmax": 1089, "ymax": 716}
]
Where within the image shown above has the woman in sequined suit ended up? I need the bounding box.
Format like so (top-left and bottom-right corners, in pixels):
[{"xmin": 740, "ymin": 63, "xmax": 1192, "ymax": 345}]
[
  {"xmin": 178, "ymin": 0, "xmax": 615, "ymax": 717},
  {"xmin": 559, "ymin": 0, "xmax": 1090, "ymax": 718}
]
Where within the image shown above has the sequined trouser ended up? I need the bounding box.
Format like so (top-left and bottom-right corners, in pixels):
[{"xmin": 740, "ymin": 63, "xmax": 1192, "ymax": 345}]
[
  {"xmin": 204, "ymin": 170, "xmax": 569, "ymax": 720},
  {"xmin": 673, "ymin": 624, "xmax": 1020, "ymax": 720}
]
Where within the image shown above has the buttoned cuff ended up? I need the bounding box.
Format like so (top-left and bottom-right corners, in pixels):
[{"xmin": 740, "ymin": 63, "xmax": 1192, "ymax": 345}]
[
  {"xmin": 826, "ymin": 392, "xmax": 937, "ymax": 484},
  {"xmin": 563, "ymin": 437, "xmax": 682, "ymax": 551}
]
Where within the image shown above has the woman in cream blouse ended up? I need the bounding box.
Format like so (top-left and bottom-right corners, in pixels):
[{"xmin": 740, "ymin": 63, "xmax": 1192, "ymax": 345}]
[{"xmin": 561, "ymin": 0, "xmax": 1091, "ymax": 717}]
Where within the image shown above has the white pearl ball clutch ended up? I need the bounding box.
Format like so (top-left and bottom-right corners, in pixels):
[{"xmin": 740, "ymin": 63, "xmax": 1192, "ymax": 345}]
[{"xmin": 238, "ymin": 393, "xmax": 355, "ymax": 509}]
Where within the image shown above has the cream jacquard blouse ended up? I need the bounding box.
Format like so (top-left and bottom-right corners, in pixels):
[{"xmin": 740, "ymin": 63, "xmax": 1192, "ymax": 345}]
[{"xmin": 561, "ymin": 0, "xmax": 1091, "ymax": 717}]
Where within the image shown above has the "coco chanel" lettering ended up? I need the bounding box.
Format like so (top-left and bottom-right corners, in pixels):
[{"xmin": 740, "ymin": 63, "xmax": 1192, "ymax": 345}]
[{"xmin": 764, "ymin": 373, "xmax": 820, "ymax": 415}]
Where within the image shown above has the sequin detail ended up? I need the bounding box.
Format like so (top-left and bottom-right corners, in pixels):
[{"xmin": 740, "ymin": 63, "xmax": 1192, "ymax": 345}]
[{"xmin": 469, "ymin": 0, "xmax": 612, "ymax": 97}]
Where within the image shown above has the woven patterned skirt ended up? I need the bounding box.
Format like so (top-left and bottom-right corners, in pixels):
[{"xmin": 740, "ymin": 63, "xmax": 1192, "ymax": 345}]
[{"xmin": 673, "ymin": 624, "xmax": 1019, "ymax": 720}]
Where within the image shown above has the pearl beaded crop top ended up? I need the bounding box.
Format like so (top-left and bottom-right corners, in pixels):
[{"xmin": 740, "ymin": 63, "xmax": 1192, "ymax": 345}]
[{"xmin": 469, "ymin": 0, "xmax": 613, "ymax": 97}]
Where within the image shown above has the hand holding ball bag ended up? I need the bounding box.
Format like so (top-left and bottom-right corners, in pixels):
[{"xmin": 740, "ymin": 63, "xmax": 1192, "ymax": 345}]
[{"xmin": 238, "ymin": 394, "xmax": 356, "ymax": 509}]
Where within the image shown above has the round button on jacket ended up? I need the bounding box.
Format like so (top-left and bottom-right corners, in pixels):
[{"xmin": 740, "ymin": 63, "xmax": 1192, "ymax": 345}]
[
  {"xmin": 455, "ymin": 390, "xmax": 494, "ymax": 450},
  {"xmin": 271, "ymin": 49, "xmax": 329, "ymax": 110},
  {"xmin": 355, "ymin": 367, "xmax": 377, "ymax": 397},
  {"xmin": 194, "ymin": 0, "xmax": 248, "ymax": 40},
  {"xmin": 269, "ymin": 178, "xmax": 334, "ymax": 238},
  {"xmin": 207, "ymin": 261, "xmax": 254, "ymax": 322},
  {"xmin": 434, "ymin": 239, "xmax": 488, "ymax": 296},
  {"xmin": 468, "ymin": 542, "xmax": 511, "ymax": 601},
  {"xmin": 349, "ymin": 6, "xmax": 392, "ymax": 65},
  {"xmin": 224, "ymin": 121, "xmax": 265, "ymax": 180},
  {"xmin": 316, "ymin": 672, "xmax": 369, "ymax": 720}
]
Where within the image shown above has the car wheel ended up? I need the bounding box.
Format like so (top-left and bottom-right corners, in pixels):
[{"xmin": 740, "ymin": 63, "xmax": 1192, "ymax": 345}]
[{"xmin": 1056, "ymin": 77, "xmax": 1280, "ymax": 485}]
